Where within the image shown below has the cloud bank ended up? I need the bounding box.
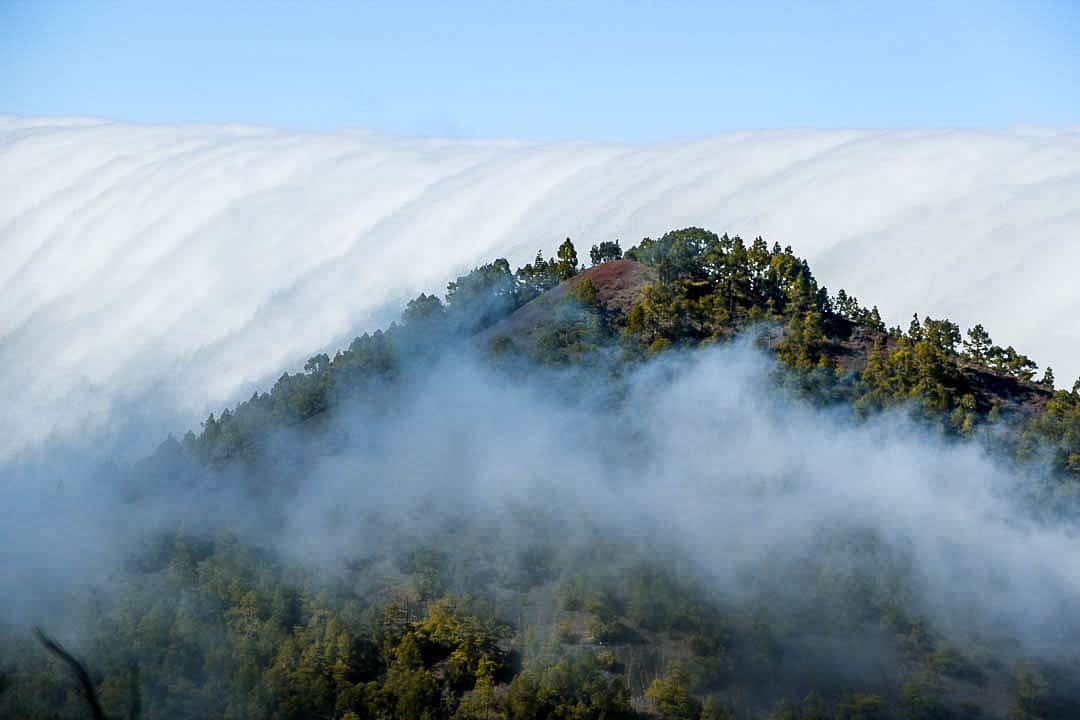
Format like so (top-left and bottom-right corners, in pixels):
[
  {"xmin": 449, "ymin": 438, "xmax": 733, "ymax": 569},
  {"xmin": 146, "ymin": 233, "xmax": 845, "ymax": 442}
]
[{"xmin": 2, "ymin": 116, "xmax": 1079, "ymax": 459}]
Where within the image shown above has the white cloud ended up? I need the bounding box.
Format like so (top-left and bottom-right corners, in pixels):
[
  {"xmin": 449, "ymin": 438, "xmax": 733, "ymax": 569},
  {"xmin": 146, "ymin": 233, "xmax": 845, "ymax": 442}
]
[{"xmin": 2, "ymin": 117, "xmax": 1079, "ymax": 459}]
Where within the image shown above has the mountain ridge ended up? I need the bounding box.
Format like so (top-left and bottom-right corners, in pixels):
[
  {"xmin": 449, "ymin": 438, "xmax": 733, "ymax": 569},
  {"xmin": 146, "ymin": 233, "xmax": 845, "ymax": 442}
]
[{"xmin": 8, "ymin": 228, "xmax": 1080, "ymax": 720}]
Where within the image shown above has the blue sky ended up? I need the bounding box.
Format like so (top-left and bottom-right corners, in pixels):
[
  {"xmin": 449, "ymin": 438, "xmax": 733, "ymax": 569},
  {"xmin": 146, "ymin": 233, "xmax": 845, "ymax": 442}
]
[{"xmin": 2, "ymin": 1, "xmax": 1077, "ymax": 141}]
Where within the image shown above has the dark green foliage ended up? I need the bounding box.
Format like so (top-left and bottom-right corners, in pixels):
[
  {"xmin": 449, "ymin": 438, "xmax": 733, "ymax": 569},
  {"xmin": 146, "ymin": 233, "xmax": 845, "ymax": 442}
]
[
  {"xmin": 3, "ymin": 536, "xmax": 512, "ymax": 720},
  {"xmin": 556, "ymin": 237, "xmax": 580, "ymax": 280},
  {"xmin": 446, "ymin": 258, "xmax": 520, "ymax": 334},
  {"xmin": 646, "ymin": 665, "xmax": 701, "ymax": 720},
  {"xmin": 403, "ymin": 292, "xmax": 448, "ymax": 331},
  {"xmin": 616, "ymin": 229, "xmax": 1077, "ymax": 480},
  {"xmin": 505, "ymin": 652, "xmax": 634, "ymax": 720},
  {"xmin": 963, "ymin": 324, "xmax": 993, "ymax": 364},
  {"xmin": 1016, "ymin": 388, "xmax": 1080, "ymax": 478},
  {"xmin": 5, "ymin": 525, "xmax": 1076, "ymax": 720},
  {"xmin": 533, "ymin": 305, "xmax": 605, "ymax": 366},
  {"xmin": 961, "ymin": 324, "xmax": 1039, "ymax": 381},
  {"xmin": 570, "ymin": 277, "xmax": 600, "ymax": 308},
  {"xmin": 769, "ymin": 692, "xmax": 888, "ymax": 720},
  {"xmin": 987, "ymin": 345, "xmax": 1038, "ymax": 382},
  {"xmin": 856, "ymin": 330, "xmax": 967, "ymax": 420},
  {"xmin": 623, "ymin": 230, "xmax": 830, "ymax": 351},
  {"xmin": 512, "ymin": 237, "xmax": 582, "ymax": 303},
  {"xmin": 516, "ymin": 250, "xmax": 562, "ymax": 301},
  {"xmin": 590, "ymin": 239, "xmax": 623, "ymax": 265},
  {"xmin": 833, "ymin": 289, "xmax": 884, "ymax": 330},
  {"xmin": 530, "ymin": 275, "xmax": 611, "ymax": 366}
]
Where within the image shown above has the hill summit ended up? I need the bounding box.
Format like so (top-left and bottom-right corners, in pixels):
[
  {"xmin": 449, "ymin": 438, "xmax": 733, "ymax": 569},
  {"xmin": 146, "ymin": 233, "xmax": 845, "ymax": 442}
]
[{"xmin": 6, "ymin": 228, "xmax": 1080, "ymax": 720}]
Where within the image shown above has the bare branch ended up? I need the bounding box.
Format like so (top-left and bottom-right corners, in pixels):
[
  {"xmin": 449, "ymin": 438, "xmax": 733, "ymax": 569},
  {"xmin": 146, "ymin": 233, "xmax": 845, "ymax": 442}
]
[{"xmin": 34, "ymin": 627, "xmax": 109, "ymax": 720}]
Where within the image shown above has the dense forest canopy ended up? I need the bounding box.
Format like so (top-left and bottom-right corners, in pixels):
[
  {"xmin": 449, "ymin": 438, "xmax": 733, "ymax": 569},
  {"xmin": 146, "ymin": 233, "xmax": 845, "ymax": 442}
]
[{"xmin": 4, "ymin": 228, "xmax": 1080, "ymax": 720}]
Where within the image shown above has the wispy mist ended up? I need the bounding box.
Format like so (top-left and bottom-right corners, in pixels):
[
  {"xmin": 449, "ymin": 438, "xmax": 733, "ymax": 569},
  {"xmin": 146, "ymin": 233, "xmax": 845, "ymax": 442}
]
[{"xmin": 4, "ymin": 339, "xmax": 1078, "ymax": 678}]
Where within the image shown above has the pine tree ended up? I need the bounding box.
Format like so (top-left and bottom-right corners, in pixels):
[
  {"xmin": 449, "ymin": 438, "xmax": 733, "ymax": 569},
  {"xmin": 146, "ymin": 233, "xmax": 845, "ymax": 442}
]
[
  {"xmin": 868, "ymin": 306, "xmax": 884, "ymax": 330},
  {"xmin": 556, "ymin": 237, "xmax": 579, "ymax": 280},
  {"xmin": 907, "ymin": 314, "xmax": 923, "ymax": 341},
  {"xmin": 964, "ymin": 324, "xmax": 992, "ymax": 363}
]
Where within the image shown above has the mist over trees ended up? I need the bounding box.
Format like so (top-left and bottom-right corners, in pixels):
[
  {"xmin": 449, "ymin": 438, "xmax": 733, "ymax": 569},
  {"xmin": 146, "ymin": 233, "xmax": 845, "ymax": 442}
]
[{"xmin": 3, "ymin": 228, "xmax": 1080, "ymax": 720}]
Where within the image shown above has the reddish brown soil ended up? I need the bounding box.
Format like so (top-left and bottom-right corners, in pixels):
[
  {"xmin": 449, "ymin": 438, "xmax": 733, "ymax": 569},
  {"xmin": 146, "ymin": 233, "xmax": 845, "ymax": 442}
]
[
  {"xmin": 476, "ymin": 260, "xmax": 656, "ymax": 348},
  {"xmin": 569, "ymin": 259, "xmax": 658, "ymax": 314}
]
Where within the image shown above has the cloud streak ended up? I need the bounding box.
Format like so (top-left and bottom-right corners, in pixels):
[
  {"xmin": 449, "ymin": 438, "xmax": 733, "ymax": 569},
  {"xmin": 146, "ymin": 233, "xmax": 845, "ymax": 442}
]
[{"xmin": 2, "ymin": 117, "xmax": 1079, "ymax": 459}]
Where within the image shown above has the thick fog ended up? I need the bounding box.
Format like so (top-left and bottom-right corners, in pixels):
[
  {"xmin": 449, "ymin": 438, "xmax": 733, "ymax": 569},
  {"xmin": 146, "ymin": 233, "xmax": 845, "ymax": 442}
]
[
  {"xmin": 4, "ymin": 340, "xmax": 1079, "ymax": 669},
  {"xmin": 277, "ymin": 346, "xmax": 1080, "ymax": 656},
  {"xmin": 2, "ymin": 116, "xmax": 1080, "ymax": 462}
]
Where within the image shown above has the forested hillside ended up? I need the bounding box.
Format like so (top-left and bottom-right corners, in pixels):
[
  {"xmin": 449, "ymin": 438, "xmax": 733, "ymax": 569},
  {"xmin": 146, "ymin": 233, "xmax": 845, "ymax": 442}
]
[{"xmin": 4, "ymin": 228, "xmax": 1080, "ymax": 720}]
